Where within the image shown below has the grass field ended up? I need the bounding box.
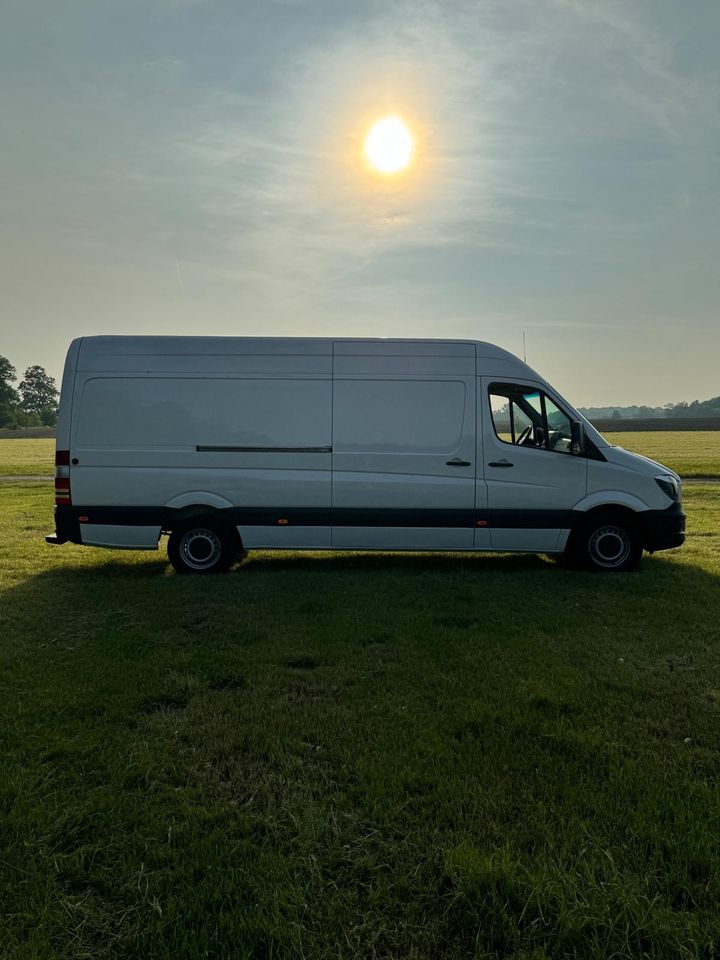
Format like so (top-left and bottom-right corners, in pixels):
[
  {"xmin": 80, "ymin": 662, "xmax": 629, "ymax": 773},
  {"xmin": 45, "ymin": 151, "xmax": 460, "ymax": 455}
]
[
  {"xmin": 1, "ymin": 477, "xmax": 719, "ymax": 959},
  {"xmin": 603, "ymin": 432, "xmax": 720, "ymax": 479},
  {"xmin": 0, "ymin": 438, "xmax": 55, "ymax": 476},
  {"xmin": 1, "ymin": 432, "xmax": 719, "ymax": 479}
]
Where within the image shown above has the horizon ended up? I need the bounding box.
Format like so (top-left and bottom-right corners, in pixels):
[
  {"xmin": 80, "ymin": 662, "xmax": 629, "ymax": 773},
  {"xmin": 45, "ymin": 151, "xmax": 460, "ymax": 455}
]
[{"xmin": 2, "ymin": 0, "xmax": 719, "ymax": 408}]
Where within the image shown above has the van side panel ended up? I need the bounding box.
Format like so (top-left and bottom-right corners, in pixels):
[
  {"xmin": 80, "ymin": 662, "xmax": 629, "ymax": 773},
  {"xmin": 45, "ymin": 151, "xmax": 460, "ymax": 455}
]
[
  {"xmin": 331, "ymin": 344, "xmax": 477, "ymax": 549},
  {"xmin": 68, "ymin": 341, "xmax": 332, "ymax": 550},
  {"xmin": 55, "ymin": 338, "xmax": 82, "ymax": 453},
  {"xmin": 474, "ymin": 374, "xmax": 491, "ymax": 549}
]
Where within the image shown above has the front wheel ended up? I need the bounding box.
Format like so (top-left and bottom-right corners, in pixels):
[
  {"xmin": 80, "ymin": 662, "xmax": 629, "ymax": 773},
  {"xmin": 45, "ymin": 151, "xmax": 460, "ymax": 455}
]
[
  {"xmin": 567, "ymin": 513, "xmax": 642, "ymax": 573},
  {"xmin": 167, "ymin": 517, "xmax": 239, "ymax": 575}
]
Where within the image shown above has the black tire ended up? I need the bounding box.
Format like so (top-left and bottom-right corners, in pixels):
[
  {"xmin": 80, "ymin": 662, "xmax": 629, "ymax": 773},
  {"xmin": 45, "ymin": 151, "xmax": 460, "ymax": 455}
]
[
  {"xmin": 167, "ymin": 516, "xmax": 239, "ymax": 575},
  {"xmin": 566, "ymin": 512, "xmax": 643, "ymax": 573}
]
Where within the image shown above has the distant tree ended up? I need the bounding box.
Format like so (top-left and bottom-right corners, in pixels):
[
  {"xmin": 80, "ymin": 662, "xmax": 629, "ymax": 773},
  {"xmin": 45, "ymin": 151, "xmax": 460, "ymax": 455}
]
[
  {"xmin": 19, "ymin": 364, "xmax": 57, "ymax": 411},
  {"xmin": 580, "ymin": 397, "xmax": 720, "ymax": 421},
  {"xmin": 0, "ymin": 355, "xmax": 20, "ymax": 427},
  {"xmin": 0, "ymin": 355, "xmax": 16, "ymax": 386},
  {"xmin": 0, "ymin": 356, "xmax": 17, "ymax": 405},
  {"xmin": 18, "ymin": 364, "xmax": 58, "ymax": 425},
  {"xmin": 663, "ymin": 397, "xmax": 720, "ymax": 418}
]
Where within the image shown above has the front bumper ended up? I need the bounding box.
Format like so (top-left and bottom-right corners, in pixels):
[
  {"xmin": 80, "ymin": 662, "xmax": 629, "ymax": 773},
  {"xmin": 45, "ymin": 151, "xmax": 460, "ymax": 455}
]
[{"xmin": 640, "ymin": 501, "xmax": 686, "ymax": 552}]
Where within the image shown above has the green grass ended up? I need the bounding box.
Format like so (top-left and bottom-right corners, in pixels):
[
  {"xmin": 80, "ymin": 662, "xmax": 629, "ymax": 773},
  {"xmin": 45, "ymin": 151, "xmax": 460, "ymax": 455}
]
[
  {"xmin": 1, "ymin": 481, "xmax": 719, "ymax": 959},
  {"xmin": 603, "ymin": 431, "xmax": 720, "ymax": 479},
  {"xmin": 0, "ymin": 438, "xmax": 54, "ymax": 476}
]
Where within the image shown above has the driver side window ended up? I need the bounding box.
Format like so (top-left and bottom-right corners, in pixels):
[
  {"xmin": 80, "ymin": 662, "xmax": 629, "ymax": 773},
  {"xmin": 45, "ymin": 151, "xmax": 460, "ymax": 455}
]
[
  {"xmin": 488, "ymin": 384, "xmax": 574, "ymax": 455},
  {"xmin": 489, "ymin": 389, "xmax": 533, "ymax": 443}
]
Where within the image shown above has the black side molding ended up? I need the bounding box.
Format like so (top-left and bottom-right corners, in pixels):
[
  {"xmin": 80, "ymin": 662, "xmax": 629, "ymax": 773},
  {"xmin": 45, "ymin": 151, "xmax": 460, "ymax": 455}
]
[
  {"xmin": 50, "ymin": 503, "xmax": 579, "ymax": 532},
  {"xmin": 196, "ymin": 445, "xmax": 332, "ymax": 453}
]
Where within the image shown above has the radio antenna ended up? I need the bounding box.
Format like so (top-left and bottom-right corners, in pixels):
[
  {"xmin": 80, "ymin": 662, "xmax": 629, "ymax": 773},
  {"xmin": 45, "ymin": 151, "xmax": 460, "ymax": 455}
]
[{"xmin": 522, "ymin": 331, "xmax": 527, "ymax": 363}]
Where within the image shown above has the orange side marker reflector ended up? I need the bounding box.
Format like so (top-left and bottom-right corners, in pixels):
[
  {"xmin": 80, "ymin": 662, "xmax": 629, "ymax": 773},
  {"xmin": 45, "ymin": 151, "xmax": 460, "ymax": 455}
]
[
  {"xmin": 476, "ymin": 520, "xmax": 488, "ymax": 527},
  {"xmin": 277, "ymin": 518, "xmax": 289, "ymax": 525},
  {"xmin": 78, "ymin": 516, "xmax": 89, "ymax": 522}
]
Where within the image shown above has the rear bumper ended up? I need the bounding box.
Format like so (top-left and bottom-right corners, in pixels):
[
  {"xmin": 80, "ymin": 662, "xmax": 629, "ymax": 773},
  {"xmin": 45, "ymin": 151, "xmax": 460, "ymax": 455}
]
[
  {"xmin": 47, "ymin": 505, "xmax": 167, "ymax": 548},
  {"xmin": 46, "ymin": 506, "xmax": 81, "ymax": 545},
  {"xmin": 639, "ymin": 502, "xmax": 686, "ymax": 552}
]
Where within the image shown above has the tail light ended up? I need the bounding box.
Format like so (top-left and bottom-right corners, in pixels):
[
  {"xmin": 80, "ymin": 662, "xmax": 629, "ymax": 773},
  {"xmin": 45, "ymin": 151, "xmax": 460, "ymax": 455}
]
[{"xmin": 55, "ymin": 449, "xmax": 71, "ymax": 505}]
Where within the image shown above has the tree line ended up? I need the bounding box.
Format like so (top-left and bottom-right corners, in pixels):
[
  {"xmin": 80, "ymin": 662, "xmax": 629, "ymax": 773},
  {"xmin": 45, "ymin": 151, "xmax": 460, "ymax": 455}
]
[
  {"xmin": 578, "ymin": 396, "xmax": 720, "ymax": 420},
  {"xmin": 0, "ymin": 355, "xmax": 58, "ymax": 428}
]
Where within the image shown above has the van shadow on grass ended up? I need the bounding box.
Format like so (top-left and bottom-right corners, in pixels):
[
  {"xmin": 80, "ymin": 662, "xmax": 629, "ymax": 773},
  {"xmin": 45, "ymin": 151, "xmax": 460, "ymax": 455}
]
[
  {"xmin": 8, "ymin": 546, "xmax": 719, "ymax": 747},
  {"xmin": 5, "ymin": 543, "xmax": 720, "ymax": 695},
  {"xmin": 5, "ymin": 546, "xmax": 719, "ymax": 651},
  {"xmin": 10, "ymin": 540, "xmax": 720, "ymax": 584}
]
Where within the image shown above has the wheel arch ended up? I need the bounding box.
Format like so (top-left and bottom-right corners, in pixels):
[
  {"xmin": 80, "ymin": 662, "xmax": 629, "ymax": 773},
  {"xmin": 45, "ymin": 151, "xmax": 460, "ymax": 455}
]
[
  {"xmin": 569, "ymin": 501, "xmax": 643, "ymax": 542},
  {"xmin": 573, "ymin": 491, "xmax": 648, "ymax": 515},
  {"xmin": 163, "ymin": 499, "xmax": 242, "ymax": 551},
  {"xmin": 575, "ymin": 503, "xmax": 640, "ymax": 525},
  {"xmin": 165, "ymin": 491, "xmax": 234, "ymax": 511}
]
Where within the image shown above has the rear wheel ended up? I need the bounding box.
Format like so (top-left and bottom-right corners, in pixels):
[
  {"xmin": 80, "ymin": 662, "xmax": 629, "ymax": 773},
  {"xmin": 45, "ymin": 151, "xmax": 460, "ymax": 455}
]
[
  {"xmin": 168, "ymin": 517, "xmax": 239, "ymax": 575},
  {"xmin": 567, "ymin": 512, "xmax": 642, "ymax": 573}
]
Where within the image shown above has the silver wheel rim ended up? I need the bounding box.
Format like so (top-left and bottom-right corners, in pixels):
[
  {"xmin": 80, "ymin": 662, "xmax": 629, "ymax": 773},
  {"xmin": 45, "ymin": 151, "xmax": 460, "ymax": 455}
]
[
  {"xmin": 179, "ymin": 528, "xmax": 222, "ymax": 571},
  {"xmin": 589, "ymin": 525, "xmax": 631, "ymax": 569}
]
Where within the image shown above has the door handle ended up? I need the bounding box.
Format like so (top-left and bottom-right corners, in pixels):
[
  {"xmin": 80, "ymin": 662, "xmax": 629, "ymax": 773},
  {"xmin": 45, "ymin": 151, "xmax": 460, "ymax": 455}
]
[
  {"xmin": 488, "ymin": 459, "xmax": 513, "ymax": 468},
  {"xmin": 446, "ymin": 457, "xmax": 471, "ymax": 466}
]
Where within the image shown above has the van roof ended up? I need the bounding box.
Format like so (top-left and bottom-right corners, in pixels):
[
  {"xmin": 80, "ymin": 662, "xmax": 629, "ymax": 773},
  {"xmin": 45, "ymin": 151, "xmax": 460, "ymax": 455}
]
[{"xmin": 76, "ymin": 335, "xmax": 523, "ymax": 362}]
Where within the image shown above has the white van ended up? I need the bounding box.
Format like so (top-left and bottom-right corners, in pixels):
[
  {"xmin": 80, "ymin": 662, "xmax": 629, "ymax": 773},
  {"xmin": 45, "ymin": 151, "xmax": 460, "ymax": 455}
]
[{"xmin": 47, "ymin": 336, "xmax": 685, "ymax": 574}]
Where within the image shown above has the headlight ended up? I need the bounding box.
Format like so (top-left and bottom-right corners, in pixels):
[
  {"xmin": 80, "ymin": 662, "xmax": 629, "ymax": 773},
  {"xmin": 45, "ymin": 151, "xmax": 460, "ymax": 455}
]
[{"xmin": 655, "ymin": 475, "xmax": 679, "ymax": 502}]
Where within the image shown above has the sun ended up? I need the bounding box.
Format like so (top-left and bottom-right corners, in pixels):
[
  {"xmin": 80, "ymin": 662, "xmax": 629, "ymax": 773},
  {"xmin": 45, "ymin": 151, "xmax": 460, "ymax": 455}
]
[{"xmin": 364, "ymin": 114, "xmax": 414, "ymax": 174}]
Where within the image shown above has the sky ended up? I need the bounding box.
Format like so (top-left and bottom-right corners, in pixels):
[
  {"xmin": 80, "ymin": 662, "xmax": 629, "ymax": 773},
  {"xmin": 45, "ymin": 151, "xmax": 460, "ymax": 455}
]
[{"xmin": 1, "ymin": 0, "xmax": 719, "ymax": 407}]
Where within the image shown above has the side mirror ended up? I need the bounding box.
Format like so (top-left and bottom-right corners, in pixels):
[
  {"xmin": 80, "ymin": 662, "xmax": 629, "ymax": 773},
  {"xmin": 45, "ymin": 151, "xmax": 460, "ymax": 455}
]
[{"xmin": 571, "ymin": 421, "xmax": 585, "ymax": 456}]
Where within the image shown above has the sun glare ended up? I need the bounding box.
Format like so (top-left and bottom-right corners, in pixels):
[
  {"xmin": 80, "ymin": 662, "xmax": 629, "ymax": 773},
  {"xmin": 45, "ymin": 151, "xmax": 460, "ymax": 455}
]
[{"xmin": 364, "ymin": 114, "xmax": 414, "ymax": 174}]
